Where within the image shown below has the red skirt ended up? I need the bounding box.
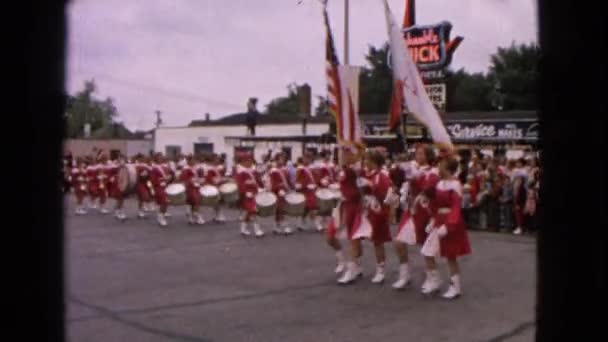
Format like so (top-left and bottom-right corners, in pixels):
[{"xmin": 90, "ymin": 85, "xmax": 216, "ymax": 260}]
[
  {"xmin": 186, "ymin": 187, "xmax": 201, "ymax": 206},
  {"xmin": 433, "ymin": 213, "xmax": 472, "ymax": 258},
  {"xmin": 153, "ymin": 186, "xmax": 168, "ymax": 206},
  {"xmin": 343, "ymin": 201, "xmax": 362, "ymax": 240},
  {"xmin": 240, "ymin": 194, "xmax": 257, "ymax": 215},
  {"xmin": 367, "ymin": 206, "xmax": 392, "ymax": 244}
]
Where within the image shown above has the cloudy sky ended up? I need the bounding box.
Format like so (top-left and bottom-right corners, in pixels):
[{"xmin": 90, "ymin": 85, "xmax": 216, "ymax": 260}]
[{"xmin": 67, "ymin": 0, "xmax": 537, "ymax": 130}]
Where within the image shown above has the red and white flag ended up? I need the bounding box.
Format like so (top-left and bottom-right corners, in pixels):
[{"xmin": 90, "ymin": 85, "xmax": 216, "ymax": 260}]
[{"xmin": 381, "ymin": 0, "xmax": 453, "ymax": 148}]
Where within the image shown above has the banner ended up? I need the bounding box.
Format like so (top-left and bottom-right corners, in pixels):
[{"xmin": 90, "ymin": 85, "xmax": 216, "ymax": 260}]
[{"xmin": 337, "ymin": 65, "xmax": 363, "ymax": 145}]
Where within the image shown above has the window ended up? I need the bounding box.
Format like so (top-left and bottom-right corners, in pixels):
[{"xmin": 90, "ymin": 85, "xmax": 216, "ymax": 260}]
[
  {"xmin": 165, "ymin": 145, "xmax": 181, "ymax": 160},
  {"xmin": 194, "ymin": 143, "xmax": 213, "ymax": 156}
]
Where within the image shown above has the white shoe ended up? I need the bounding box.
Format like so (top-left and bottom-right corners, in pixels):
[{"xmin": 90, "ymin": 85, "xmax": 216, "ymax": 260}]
[
  {"xmin": 334, "ymin": 262, "xmax": 346, "ymax": 274},
  {"xmin": 215, "ymin": 212, "xmax": 226, "ymax": 223},
  {"xmin": 314, "ymin": 217, "xmax": 324, "ymax": 232},
  {"xmin": 392, "ymin": 264, "xmax": 411, "ymax": 290},
  {"xmin": 75, "ymin": 208, "xmax": 85, "ymax": 215},
  {"xmin": 337, "ymin": 263, "xmax": 362, "ymax": 284},
  {"xmin": 100, "ymin": 208, "xmax": 110, "ymax": 214},
  {"xmin": 195, "ymin": 215, "xmax": 205, "ymax": 225},
  {"xmin": 157, "ymin": 214, "xmax": 168, "ymax": 227},
  {"xmin": 371, "ymin": 264, "xmax": 386, "ymax": 284},
  {"xmin": 272, "ymin": 226, "xmax": 284, "ymax": 235},
  {"xmin": 283, "ymin": 226, "xmax": 294, "ymax": 235},
  {"xmin": 164, "ymin": 211, "xmax": 173, "ymax": 218},
  {"xmin": 117, "ymin": 212, "xmax": 127, "ymax": 221},
  {"xmin": 442, "ymin": 275, "xmax": 462, "ymax": 299},
  {"xmin": 240, "ymin": 223, "xmax": 251, "ymax": 236},
  {"xmin": 253, "ymin": 223, "xmax": 265, "ymax": 237},
  {"xmin": 513, "ymin": 227, "xmax": 522, "ymax": 235},
  {"xmin": 137, "ymin": 211, "xmax": 146, "ymax": 219},
  {"xmin": 421, "ymin": 270, "xmax": 442, "ymax": 295},
  {"xmin": 143, "ymin": 206, "xmax": 150, "ymax": 212}
]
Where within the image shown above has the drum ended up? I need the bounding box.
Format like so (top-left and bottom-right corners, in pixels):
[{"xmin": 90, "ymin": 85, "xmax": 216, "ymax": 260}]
[
  {"xmin": 316, "ymin": 188, "xmax": 337, "ymax": 216},
  {"xmin": 117, "ymin": 164, "xmax": 138, "ymax": 196},
  {"xmin": 328, "ymin": 183, "xmax": 341, "ymax": 199},
  {"xmin": 200, "ymin": 185, "xmax": 220, "ymax": 207},
  {"xmin": 284, "ymin": 192, "xmax": 306, "ymax": 217},
  {"xmin": 255, "ymin": 191, "xmax": 277, "ymax": 217},
  {"xmin": 219, "ymin": 181, "xmax": 239, "ymax": 205},
  {"xmin": 165, "ymin": 183, "xmax": 187, "ymax": 206}
]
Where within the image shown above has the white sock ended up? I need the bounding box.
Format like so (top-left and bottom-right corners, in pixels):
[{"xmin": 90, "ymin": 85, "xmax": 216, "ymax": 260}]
[{"xmin": 335, "ymin": 250, "xmax": 344, "ymax": 263}]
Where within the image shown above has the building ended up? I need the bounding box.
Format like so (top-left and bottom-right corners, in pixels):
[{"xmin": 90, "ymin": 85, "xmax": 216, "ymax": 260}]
[
  {"xmin": 64, "ymin": 123, "xmax": 154, "ymax": 158},
  {"xmin": 154, "ymin": 110, "xmax": 539, "ymax": 167}
]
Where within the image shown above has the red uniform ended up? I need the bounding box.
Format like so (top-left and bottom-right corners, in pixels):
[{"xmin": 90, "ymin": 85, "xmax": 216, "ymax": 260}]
[
  {"xmin": 269, "ymin": 165, "xmax": 292, "ymax": 221},
  {"xmin": 362, "ymin": 169, "xmax": 393, "ymax": 244},
  {"xmin": 295, "ymin": 165, "xmax": 317, "ymax": 210},
  {"xmin": 315, "ymin": 162, "xmax": 335, "ymax": 188},
  {"xmin": 71, "ymin": 166, "xmax": 88, "ymax": 198},
  {"xmin": 104, "ymin": 161, "xmax": 121, "ymax": 199},
  {"xmin": 428, "ymin": 179, "xmax": 471, "ymax": 258},
  {"xmin": 85, "ymin": 164, "xmax": 102, "ymax": 198},
  {"xmin": 326, "ymin": 165, "xmax": 362, "ymax": 240},
  {"xmin": 150, "ymin": 164, "xmax": 170, "ymax": 207},
  {"xmin": 203, "ymin": 165, "xmax": 222, "ymax": 186},
  {"xmin": 396, "ymin": 164, "xmax": 440, "ymax": 245},
  {"xmin": 235, "ymin": 165, "xmax": 263, "ymax": 216},
  {"xmin": 179, "ymin": 166, "xmax": 202, "ymax": 206},
  {"xmin": 135, "ymin": 163, "xmax": 152, "ymax": 202}
]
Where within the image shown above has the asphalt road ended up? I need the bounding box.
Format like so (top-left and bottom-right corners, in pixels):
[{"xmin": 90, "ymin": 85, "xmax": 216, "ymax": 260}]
[{"xmin": 66, "ymin": 198, "xmax": 536, "ymax": 342}]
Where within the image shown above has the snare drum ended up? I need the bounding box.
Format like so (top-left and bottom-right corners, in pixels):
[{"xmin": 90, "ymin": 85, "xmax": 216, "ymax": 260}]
[
  {"xmin": 219, "ymin": 181, "xmax": 239, "ymax": 205},
  {"xmin": 200, "ymin": 185, "xmax": 220, "ymax": 207},
  {"xmin": 165, "ymin": 183, "xmax": 187, "ymax": 206},
  {"xmin": 284, "ymin": 192, "xmax": 306, "ymax": 217},
  {"xmin": 315, "ymin": 188, "xmax": 337, "ymax": 216},
  {"xmin": 255, "ymin": 191, "xmax": 277, "ymax": 217}
]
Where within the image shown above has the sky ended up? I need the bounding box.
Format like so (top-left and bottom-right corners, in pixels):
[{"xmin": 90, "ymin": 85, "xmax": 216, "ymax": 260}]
[{"xmin": 67, "ymin": 0, "xmax": 537, "ymax": 131}]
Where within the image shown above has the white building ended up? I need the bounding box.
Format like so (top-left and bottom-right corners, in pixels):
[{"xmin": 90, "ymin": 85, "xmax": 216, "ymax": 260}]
[{"xmin": 154, "ymin": 112, "xmax": 333, "ymax": 169}]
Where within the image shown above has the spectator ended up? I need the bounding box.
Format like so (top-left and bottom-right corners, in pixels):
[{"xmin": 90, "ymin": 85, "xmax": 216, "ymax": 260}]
[
  {"xmin": 513, "ymin": 175, "xmax": 528, "ymax": 235},
  {"xmin": 499, "ymin": 174, "xmax": 514, "ymax": 231}
]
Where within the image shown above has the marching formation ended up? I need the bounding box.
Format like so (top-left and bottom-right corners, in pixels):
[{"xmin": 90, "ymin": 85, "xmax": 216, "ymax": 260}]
[{"xmin": 64, "ymin": 143, "xmax": 470, "ymax": 299}]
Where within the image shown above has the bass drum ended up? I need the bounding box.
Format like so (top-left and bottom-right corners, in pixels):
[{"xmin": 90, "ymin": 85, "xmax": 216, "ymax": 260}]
[
  {"xmin": 315, "ymin": 188, "xmax": 337, "ymax": 216},
  {"xmin": 284, "ymin": 192, "xmax": 306, "ymax": 217},
  {"xmin": 200, "ymin": 185, "xmax": 220, "ymax": 207},
  {"xmin": 117, "ymin": 164, "xmax": 138, "ymax": 196},
  {"xmin": 165, "ymin": 183, "xmax": 187, "ymax": 206},
  {"xmin": 255, "ymin": 191, "xmax": 277, "ymax": 217}
]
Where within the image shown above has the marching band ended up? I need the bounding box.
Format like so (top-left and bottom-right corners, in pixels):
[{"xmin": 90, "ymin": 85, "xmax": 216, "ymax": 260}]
[{"xmin": 64, "ymin": 143, "xmax": 470, "ymax": 299}]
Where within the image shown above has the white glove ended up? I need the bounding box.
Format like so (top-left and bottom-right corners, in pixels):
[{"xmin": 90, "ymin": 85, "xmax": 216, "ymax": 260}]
[
  {"xmin": 437, "ymin": 225, "xmax": 448, "ymax": 238},
  {"xmin": 278, "ymin": 190, "xmax": 286, "ymax": 197},
  {"xmin": 245, "ymin": 192, "xmax": 253, "ymax": 198},
  {"xmin": 258, "ymin": 188, "xmax": 264, "ymax": 193},
  {"xmin": 425, "ymin": 219, "xmax": 435, "ymax": 234},
  {"xmin": 295, "ymin": 183, "xmax": 302, "ymax": 190},
  {"xmin": 321, "ymin": 178, "xmax": 329, "ymax": 187},
  {"xmin": 307, "ymin": 183, "xmax": 316, "ymax": 190}
]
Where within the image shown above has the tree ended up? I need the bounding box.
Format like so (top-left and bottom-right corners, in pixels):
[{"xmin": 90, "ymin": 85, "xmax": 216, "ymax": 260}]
[
  {"xmin": 314, "ymin": 95, "xmax": 330, "ymax": 117},
  {"xmin": 66, "ymin": 79, "xmax": 120, "ymax": 138},
  {"xmin": 487, "ymin": 42, "xmax": 539, "ymax": 110},
  {"xmin": 445, "ymin": 68, "xmax": 494, "ymax": 111},
  {"xmin": 359, "ymin": 43, "xmax": 393, "ymax": 114},
  {"xmin": 264, "ymin": 83, "xmax": 300, "ymax": 115}
]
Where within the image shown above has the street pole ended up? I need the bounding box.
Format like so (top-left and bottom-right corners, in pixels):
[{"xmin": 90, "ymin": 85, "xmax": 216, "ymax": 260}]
[{"xmin": 343, "ymin": 0, "xmax": 349, "ymax": 65}]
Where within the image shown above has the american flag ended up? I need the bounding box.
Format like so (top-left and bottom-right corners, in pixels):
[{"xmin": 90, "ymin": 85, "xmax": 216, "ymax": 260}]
[{"xmin": 323, "ymin": 7, "xmax": 343, "ymax": 142}]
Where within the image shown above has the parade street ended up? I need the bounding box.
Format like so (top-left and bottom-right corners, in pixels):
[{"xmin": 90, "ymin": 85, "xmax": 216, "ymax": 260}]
[{"xmin": 66, "ymin": 200, "xmax": 536, "ymax": 342}]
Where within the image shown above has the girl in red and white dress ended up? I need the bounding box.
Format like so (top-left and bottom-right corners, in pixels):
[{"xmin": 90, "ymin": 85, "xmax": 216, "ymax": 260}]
[
  {"xmin": 420, "ymin": 157, "xmax": 471, "ymax": 299},
  {"xmin": 295, "ymin": 154, "xmax": 320, "ymax": 232},
  {"xmin": 313, "ymin": 150, "xmax": 336, "ymax": 232},
  {"xmin": 392, "ymin": 144, "xmax": 440, "ymax": 289},
  {"xmin": 234, "ymin": 152, "xmax": 265, "ymax": 237},
  {"xmin": 180, "ymin": 155, "xmax": 205, "ymax": 225},
  {"xmin": 150, "ymin": 154, "xmax": 171, "ymax": 227},
  {"xmin": 85, "ymin": 157, "xmax": 103, "ymax": 212},
  {"xmin": 204, "ymin": 154, "xmax": 227, "ymax": 223},
  {"xmin": 135, "ymin": 155, "xmax": 153, "ymax": 218},
  {"xmin": 71, "ymin": 157, "xmax": 89, "ymax": 215},
  {"xmin": 105, "ymin": 155, "xmax": 127, "ymax": 221},
  {"xmin": 326, "ymin": 146, "xmax": 362, "ymax": 278},
  {"xmin": 268, "ymin": 152, "xmax": 294, "ymax": 235},
  {"xmin": 341, "ymin": 150, "xmax": 394, "ymax": 284}
]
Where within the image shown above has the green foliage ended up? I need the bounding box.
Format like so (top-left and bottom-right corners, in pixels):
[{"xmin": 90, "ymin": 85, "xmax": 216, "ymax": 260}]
[
  {"xmin": 264, "ymin": 83, "xmax": 300, "ymax": 115},
  {"xmin": 487, "ymin": 42, "xmax": 539, "ymax": 110},
  {"xmin": 65, "ymin": 79, "xmax": 120, "ymax": 138},
  {"xmin": 359, "ymin": 43, "xmax": 393, "ymax": 114}
]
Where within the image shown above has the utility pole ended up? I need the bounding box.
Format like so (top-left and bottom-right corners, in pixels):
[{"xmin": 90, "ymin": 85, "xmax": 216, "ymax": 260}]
[
  {"xmin": 155, "ymin": 110, "xmax": 163, "ymax": 128},
  {"xmin": 343, "ymin": 0, "xmax": 350, "ymax": 65}
]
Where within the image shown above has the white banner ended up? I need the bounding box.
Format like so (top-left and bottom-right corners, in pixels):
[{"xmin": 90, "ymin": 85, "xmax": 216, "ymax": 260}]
[{"xmin": 337, "ymin": 65, "xmax": 363, "ymax": 144}]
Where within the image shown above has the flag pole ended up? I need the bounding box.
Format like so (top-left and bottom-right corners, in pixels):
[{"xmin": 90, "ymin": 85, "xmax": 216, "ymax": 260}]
[{"xmin": 344, "ymin": 0, "xmax": 350, "ymax": 65}]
